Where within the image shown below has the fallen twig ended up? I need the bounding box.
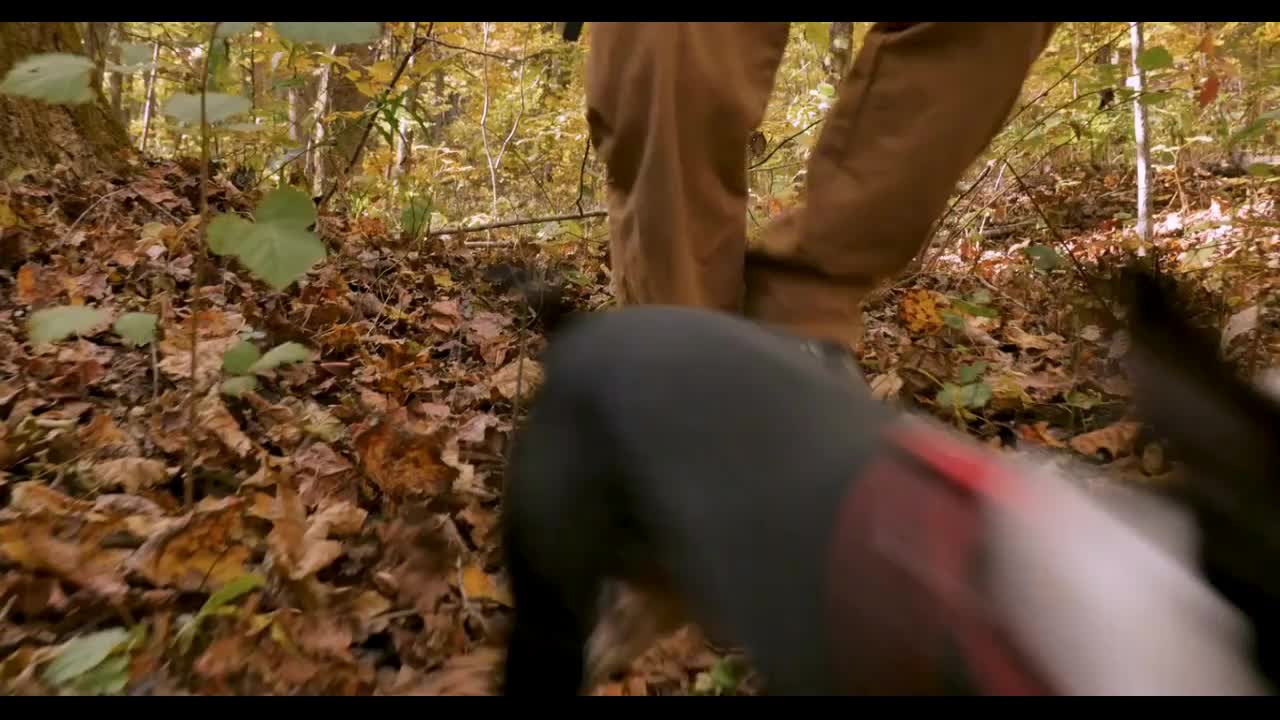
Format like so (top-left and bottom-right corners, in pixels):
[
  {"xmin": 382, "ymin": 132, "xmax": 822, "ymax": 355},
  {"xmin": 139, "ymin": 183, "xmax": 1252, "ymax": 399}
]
[{"xmin": 428, "ymin": 209, "xmax": 606, "ymax": 237}]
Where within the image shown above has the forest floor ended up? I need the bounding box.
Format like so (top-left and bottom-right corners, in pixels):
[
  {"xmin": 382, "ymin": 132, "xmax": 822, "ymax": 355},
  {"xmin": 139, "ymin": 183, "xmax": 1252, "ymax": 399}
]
[{"xmin": 0, "ymin": 158, "xmax": 1277, "ymax": 695}]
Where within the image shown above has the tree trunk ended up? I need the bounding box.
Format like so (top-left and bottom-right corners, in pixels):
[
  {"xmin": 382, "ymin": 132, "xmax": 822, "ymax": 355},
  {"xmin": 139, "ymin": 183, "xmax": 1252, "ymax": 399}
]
[
  {"xmin": 138, "ymin": 40, "xmax": 160, "ymax": 152},
  {"xmin": 825, "ymin": 22, "xmax": 853, "ymax": 84},
  {"xmin": 1129, "ymin": 21, "xmax": 1152, "ymax": 246},
  {"xmin": 308, "ymin": 46, "xmax": 337, "ymax": 196},
  {"xmin": 0, "ymin": 22, "xmax": 131, "ymax": 176},
  {"xmin": 106, "ymin": 23, "xmax": 124, "ymax": 126}
]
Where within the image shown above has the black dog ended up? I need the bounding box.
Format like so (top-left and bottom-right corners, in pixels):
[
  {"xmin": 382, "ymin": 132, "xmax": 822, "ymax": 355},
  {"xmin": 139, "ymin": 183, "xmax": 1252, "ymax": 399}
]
[{"xmin": 500, "ymin": 270, "xmax": 1280, "ymax": 695}]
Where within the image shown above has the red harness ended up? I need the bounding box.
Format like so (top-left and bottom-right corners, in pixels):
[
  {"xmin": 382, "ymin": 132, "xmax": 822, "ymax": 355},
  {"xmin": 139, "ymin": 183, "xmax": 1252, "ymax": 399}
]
[{"xmin": 824, "ymin": 422, "xmax": 1053, "ymax": 695}]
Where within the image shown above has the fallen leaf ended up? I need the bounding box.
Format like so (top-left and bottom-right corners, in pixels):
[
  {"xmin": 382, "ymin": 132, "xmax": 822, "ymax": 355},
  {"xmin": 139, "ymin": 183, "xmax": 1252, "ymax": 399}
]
[
  {"xmin": 79, "ymin": 413, "xmax": 141, "ymax": 456},
  {"xmin": 266, "ymin": 481, "xmax": 345, "ymax": 580},
  {"xmin": 1221, "ymin": 304, "xmax": 1260, "ymax": 352},
  {"xmin": 352, "ymin": 417, "xmax": 453, "ymax": 501},
  {"xmin": 430, "ymin": 300, "xmax": 461, "ymax": 333},
  {"xmin": 16, "ymin": 263, "xmax": 42, "ymax": 305},
  {"xmin": 0, "ymin": 513, "xmax": 130, "ymax": 598},
  {"xmin": 460, "ymin": 564, "xmax": 513, "ymax": 606},
  {"xmin": 1198, "ymin": 73, "xmax": 1220, "ymax": 108},
  {"xmin": 126, "ymin": 497, "xmax": 252, "ymax": 593},
  {"xmin": 868, "ymin": 371, "xmax": 904, "ymax": 402},
  {"xmin": 312, "ymin": 500, "xmax": 367, "ymax": 536},
  {"xmin": 1006, "ymin": 325, "xmax": 1061, "ymax": 351},
  {"xmin": 390, "ymin": 648, "xmax": 501, "ymax": 696},
  {"xmin": 491, "ymin": 358, "xmax": 543, "ymax": 401},
  {"xmin": 1019, "ymin": 421, "xmax": 1068, "ymax": 449},
  {"xmin": 198, "ymin": 392, "xmax": 255, "ymax": 457},
  {"xmin": 1069, "ymin": 420, "xmax": 1142, "ymax": 461},
  {"xmin": 85, "ymin": 457, "xmax": 168, "ymax": 493},
  {"xmin": 900, "ymin": 289, "xmax": 944, "ymax": 334}
]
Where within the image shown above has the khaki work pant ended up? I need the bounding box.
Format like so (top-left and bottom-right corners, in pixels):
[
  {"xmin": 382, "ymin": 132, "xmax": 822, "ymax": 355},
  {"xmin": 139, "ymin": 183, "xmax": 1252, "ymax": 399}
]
[{"xmin": 585, "ymin": 22, "xmax": 1057, "ymax": 349}]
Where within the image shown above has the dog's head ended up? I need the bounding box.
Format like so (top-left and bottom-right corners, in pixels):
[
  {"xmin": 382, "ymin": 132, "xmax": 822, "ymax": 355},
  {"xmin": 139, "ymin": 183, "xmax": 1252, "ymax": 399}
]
[{"xmin": 1123, "ymin": 265, "xmax": 1280, "ymax": 685}]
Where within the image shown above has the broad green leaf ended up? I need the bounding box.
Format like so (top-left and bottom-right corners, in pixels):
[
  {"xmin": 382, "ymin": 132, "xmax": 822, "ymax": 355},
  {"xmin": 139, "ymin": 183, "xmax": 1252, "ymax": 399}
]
[
  {"xmin": 120, "ymin": 43, "xmax": 153, "ymax": 68},
  {"xmin": 936, "ymin": 382, "xmax": 993, "ymax": 411},
  {"xmin": 803, "ymin": 22, "xmax": 830, "ymax": 50},
  {"xmin": 1067, "ymin": 391, "xmax": 1099, "ymax": 410},
  {"xmin": 113, "ymin": 312, "xmax": 157, "ymax": 347},
  {"xmin": 256, "ymin": 187, "xmax": 315, "ymax": 228},
  {"xmin": 162, "ymin": 92, "xmax": 252, "ymax": 125},
  {"xmin": 68, "ymin": 653, "xmax": 129, "ymax": 695},
  {"xmin": 1180, "ymin": 246, "xmax": 1215, "ymax": 271},
  {"xmin": 216, "ymin": 22, "xmax": 256, "ymax": 38},
  {"xmin": 1229, "ymin": 110, "xmax": 1280, "ymax": 147},
  {"xmin": 41, "ymin": 628, "xmax": 129, "ymax": 686},
  {"xmin": 952, "ymin": 299, "xmax": 999, "ymax": 318},
  {"xmin": 220, "ymin": 375, "xmax": 258, "ymax": 397},
  {"xmin": 0, "ymin": 53, "xmax": 95, "ymax": 104},
  {"xmin": 1246, "ymin": 163, "xmax": 1277, "ymax": 178},
  {"xmin": 958, "ymin": 361, "xmax": 989, "ymax": 385},
  {"xmin": 816, "ymin": 82, "xmax": 836, "ymax": 99},
  {"xmin": 28, "ymin": 306, "xmax": 111, "ymax": 344},
  {"xmin": 968, "ymin": 289, "xmax": 992, "ymax": 305},
  {"xmin": 1136, "ymin": 46, "xmax": 1173, "ymax": 72},
  {"xmin": 942, "ymin": 310, "xmax": 965, "ymax": 330},
  {"xmin": 249, "ymin": 341, "xmax": 315, "ymax": 373},
  {"xmin": 274, "ymin": 22, "xmax": 381, "ymax": 45},
  {"xmin": 207, "ymin": 213, "xmax": 251, "ymax": 256},
  {"xmin": 236, "ymin": 223, "xmax": 327, "ymax": 291},
  {"xmin": 222, "ymin": 340, "xmax": 261, "ymax": 375},
  {"xmin": 1023, "ymin": 245, "xmax": 1062, "ymax": 272}
]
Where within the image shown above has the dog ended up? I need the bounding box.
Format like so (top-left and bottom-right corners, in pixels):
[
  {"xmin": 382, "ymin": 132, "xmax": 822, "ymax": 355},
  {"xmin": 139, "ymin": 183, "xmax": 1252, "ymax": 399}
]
[{"xmin": 499, "ymin": 267, "xmax": 1280, "ymax": 695}]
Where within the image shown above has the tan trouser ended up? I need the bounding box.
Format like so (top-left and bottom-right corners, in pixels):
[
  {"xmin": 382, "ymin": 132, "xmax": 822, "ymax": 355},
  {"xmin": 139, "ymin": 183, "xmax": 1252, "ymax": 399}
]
[{"xmin": 586, "ymin": 22, "xmax": 1057, "ymax": 348}]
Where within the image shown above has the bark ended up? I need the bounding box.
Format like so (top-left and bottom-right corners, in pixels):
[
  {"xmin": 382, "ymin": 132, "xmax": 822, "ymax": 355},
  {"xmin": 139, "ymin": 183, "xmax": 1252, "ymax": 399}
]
[
  {"xmin": 139, "ymin": 40, "xmax": 160, "ymax": 152},
  {"xmin": 0, "ymin": 22, "xmax": 131, "ymax": 176},
  {"xmin": 825, "ymin": 22, "xmax": 853, "ymax": 84},
  {"xmin": 308, "ymin": 45, "xmax": 337, "ymax": 196},
  {"xmin": 316, "ymin": 32, "xmax": 380, "ymax": 199},
  {"xmin": 1129, "ymin": 22, "xmax": 1152, "ymax": 245},
  {"xmin": 107, "ymin": 23, "xmax": 124, "ymax": 126}
]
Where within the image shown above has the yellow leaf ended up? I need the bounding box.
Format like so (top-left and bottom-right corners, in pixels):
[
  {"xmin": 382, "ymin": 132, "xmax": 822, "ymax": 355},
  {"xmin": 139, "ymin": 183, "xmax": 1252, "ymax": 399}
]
[
  {"xmin": 354, "ymin": 81, "xmax": 377, "ymax": 98},
  {"xmin": 366, "ymin": 60, "xmax": 396, "ymax": 84},
  {"xmin": 0, "ymin": 202, "xmax": 18, "ymax": 229},
  {"xmin": 461, "ymin": 564, "xmax": 512, "ymax": 606},
  {"xmin": 432, "ymin": 272, "xmax": 454, "ymax": 289},
  {"xmin": 344, "ymin": 69, "xmax": 361, "ymax": 82}
]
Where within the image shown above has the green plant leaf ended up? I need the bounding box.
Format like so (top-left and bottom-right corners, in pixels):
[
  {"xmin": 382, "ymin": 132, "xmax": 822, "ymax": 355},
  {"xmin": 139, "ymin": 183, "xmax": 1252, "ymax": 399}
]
[
  {"xmin": 117, "ymin": 42, "xmax": 154, "ymax": 71},
  {"xmin": 220, "ymin": 375, "xmax": 257, "ymax": 398},
  {"xmin": 274, "ymin": 22, "xmax": 381, "ymax": 45},
  {"xmin": 112, "ymin": 312, "xmax": 157, "ymax": 347},
  {"xmin": 968, "ymin": 289, "xmax": 992, "ymax": 305},
  {"xmin": 162, "ymin": 92, "xmax": 251, "ymax": 125},
  {"xmin": 216, "ymin": 22, "xmax": 256, "ymax": 38},
  {"xmin": 958, "ymin": 361, "xmax": 989, "ymax": 384},
  {"xmin": 248, "ymin": 341, "xmax": 315, "ymax": 373},
  {"xmin": 199, "ymin": 573, "xmax": 264, "ymax": 617},
  {"xmin": 41, "ymin": 628, "xmax": 130, "ymax": 687},
  {"xmin": 942, "ymin": 310, "xmax": 965, "ymax": 330},
  {"xmin": 207, "ymin": 213, "xmax": 251, "ymax": 256},
  {"xmin": 936, "ymin": 382, "xmax": 992, "ymax": 411},
  {"xmin": 1067, "ymin": 390, "xmax": 1099, "ymax": 410},
  {"xmin": 401, "ymin": 198, "xmax": 432, "ymax": 238},
  {"xmin": 28, "ymin": 306, "xmax": 112, "ymax": 344},
  {"xmin": 69, "ymin": 653, "xmax": 130, "ymax": 695},
  {"xmin": 952, "ymin": 299, "xmax": 999, "ymax": 318},
  {"xmin": 236, "ymin": 222, "xmax": 327, "ymax": 291},
  {"xmin": 0, "ymin": 53, "xmax": 95, "ymax": 104},
  {"xmin": 1246, "ymin": 163, "xmax": 1277, "ymax": 178},
  {"xmin": 1136, "ymin": 46, "xmax": 1173, "ymax": 72},
  {"xmin": 1023, "ymin": 245, "xmax": 1062, "ymax": 272},
  {"xmin": 256, "ymin": 187, "xmax": 315, "ymax": 228},
  {"xmin": 222, "ymin": 340, "xmax": 261, "ymax": 375}
]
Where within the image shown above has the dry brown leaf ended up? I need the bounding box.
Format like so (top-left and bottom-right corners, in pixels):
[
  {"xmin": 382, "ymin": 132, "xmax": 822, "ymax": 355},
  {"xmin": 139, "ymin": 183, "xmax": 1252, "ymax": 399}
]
[
  {"xmin": 0, "ymin": 514, "xmax": 130, "ymax": 598},
  {"xmin": 455, "ymin": 413, "xmax": 497, "ymax": 445},
  {"xmin": 157, "ymin": 333, "xmax": 239, "ymax": 390},
  {"xmin": 266, "ymin": 482, "xmax": 345, "ymax": 581},
  {"xmin": 1018, "ymin": 421, "xmax": 1068, "ymax": 449},
  {"xmin": 78, "ymin": 412, "xmax": 140, "ymax": 456},
  {"xmin": 492, "ymin": 358, "xmax": 543, "ymax": 401},
  {"xmin": 389, "ymin": 648, "xmax": 502, "ymax": 696},
  {"xmin": 1069, "ymin": 420, "xmax": 1142, "ymax": 460},
  {"xmin": 352, "ymin": 418, "xmax": 453, "ymax": 501},
  {"xmin": 198, "ymin": 392, "xmax": 254, "ymax": 458},
  {"xmin": 15, "ymin": 263, "xmax": 44, "ymax": 305},
  {"xmin": 8, "ymin": 481, "xmax": 96, "ymax": 515},
  {"xmin": 126, "ymin": 497, "xmax": 252, "ymax": 593},
  {"xmin": 1006, "ymin": 325, "xmax": 1062, "ymax": 351},
  {"xmin": 430, "ymin": 300, "xmax": 462, "ymax": 333},
  {"xmin": 87, "ymin": 457, "xmax": 168, "ymax": 493},
  {"xmin": 869, "ymin": 371, "xmax": 904, "ymax": 402},
  {"xmin": 312, "ymin": 500, "xmax": 368, "ymax": 537}
]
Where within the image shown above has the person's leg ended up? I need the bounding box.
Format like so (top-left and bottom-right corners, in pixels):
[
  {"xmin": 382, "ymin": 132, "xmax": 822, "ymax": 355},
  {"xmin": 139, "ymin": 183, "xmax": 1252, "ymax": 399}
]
[
  {"xmin": 585, "ymin": 22, "xmax": 791, "ymax": 313},
  {"xmin": 744, "ymin": 22, "xmax": 1059, "ymax": 349}
]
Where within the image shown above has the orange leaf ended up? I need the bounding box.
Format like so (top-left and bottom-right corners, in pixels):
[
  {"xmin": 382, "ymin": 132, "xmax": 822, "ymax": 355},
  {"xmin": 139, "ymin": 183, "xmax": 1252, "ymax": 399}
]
[
  {"xmin": 1069, "ymin": 420, "xmax": 1141, "ymax": 461},
  {"xmin": 15, "ymin": 263, "xmax": 39, "ymax": 305},
  {"xmin": 1197, "ymin": 74, "xmax": 1220, "ymax": 108}
]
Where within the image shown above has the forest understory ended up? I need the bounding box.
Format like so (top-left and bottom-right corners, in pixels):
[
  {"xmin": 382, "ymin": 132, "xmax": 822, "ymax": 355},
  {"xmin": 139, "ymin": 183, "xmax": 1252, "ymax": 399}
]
[{"xmin": 0, "ymin": 21, "xmax": 1278, "ymax": 696}]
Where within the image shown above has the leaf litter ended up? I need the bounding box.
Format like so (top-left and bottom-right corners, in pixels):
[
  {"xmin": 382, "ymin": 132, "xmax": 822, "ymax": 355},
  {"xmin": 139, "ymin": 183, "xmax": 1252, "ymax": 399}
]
[{"xmin": 0, "ymin": 151, "xmax": 1278, "ymax": 696}]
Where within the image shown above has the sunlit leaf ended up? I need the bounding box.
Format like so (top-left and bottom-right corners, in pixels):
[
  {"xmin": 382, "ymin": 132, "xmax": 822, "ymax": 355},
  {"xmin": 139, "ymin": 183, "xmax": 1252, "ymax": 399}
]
[
  {"xmin": 248, "ymin": 341, "xmax": 315, "ymax": 373},
  {"xmin": 162, "ymin": 92, "xmax": 252, "ymax": 125},
  {"xmin": 67, "ymin": 654, "xmax": 129, "ymax": 695},
  {"xmin": 222, "ymin": 340, "xmax": 261, "ymax": 375},
  {"xmin": 198, "ymin": 573, "xmax": 264, "ymax": 617},
  {"xmin": 0, "ymin": 53, "xmax": 95, "ymax": 104},
  {"xmin": 274, "ymin": 22, "xmax": 381, "ymax": 45},
  {"xmin": 113, "ymin": 312, "xmax": 158, "ymax": 347},
  {"xmin": 952, "ymin": 299, "xmax": 999, "ymax": 318},
  {"xmin": 28, "ymin": 306, "xmax": 111, "ymax": 344}
]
